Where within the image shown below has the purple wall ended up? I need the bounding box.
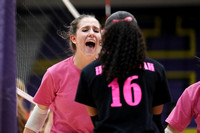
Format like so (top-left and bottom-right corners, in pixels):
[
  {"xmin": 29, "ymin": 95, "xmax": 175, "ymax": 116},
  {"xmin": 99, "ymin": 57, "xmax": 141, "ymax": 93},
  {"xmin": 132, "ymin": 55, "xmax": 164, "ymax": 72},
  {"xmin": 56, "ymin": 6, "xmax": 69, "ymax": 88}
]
[{"xmin": 0, "ymin": 0, "xmax": 17, "ymax": 132}]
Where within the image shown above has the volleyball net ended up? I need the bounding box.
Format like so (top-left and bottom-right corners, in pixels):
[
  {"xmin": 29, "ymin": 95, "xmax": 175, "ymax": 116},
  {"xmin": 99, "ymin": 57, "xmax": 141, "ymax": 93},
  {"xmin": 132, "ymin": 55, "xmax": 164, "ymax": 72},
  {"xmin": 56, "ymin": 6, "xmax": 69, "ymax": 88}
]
[
  {"xmin": 0, "ymin": 0, "xmax": 102, "ymax": 131},
  {"xmin": 16, "ymin": 0, "xmax": 110, "ymax": 105},
  {"xmin": 16, "ymin": 0, "xmax": 81, "ymax": 102},
  {"xmin": 1, "ymin": 0, "xmax": 109, "ymax": 131},
  {"xmin": 16, "ymin": 0, "xmax": 81, "ymax": 105}
]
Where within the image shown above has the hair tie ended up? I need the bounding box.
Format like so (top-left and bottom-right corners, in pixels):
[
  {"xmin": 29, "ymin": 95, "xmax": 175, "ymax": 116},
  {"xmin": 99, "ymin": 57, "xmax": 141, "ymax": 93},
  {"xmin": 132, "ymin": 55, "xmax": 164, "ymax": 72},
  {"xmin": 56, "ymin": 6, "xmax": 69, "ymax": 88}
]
[{"xmin": 112, "ymin": 17, "xmax": 133, "ymax": 22}]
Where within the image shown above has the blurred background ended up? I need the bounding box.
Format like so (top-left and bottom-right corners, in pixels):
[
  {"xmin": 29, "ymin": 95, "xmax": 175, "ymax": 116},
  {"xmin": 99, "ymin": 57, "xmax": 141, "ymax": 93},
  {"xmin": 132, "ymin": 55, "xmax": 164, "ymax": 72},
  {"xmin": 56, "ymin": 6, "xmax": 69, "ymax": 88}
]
[{"xmin": 16, "ymin": 0, "xmax": 200, "ymax": 132}]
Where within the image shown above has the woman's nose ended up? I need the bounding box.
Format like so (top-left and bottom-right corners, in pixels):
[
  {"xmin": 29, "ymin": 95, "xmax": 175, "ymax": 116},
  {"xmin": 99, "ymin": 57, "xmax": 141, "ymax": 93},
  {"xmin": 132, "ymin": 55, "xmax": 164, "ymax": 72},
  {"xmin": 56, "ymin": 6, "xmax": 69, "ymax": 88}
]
[{"xmin": 88, "ymin": 29, "xmax": 95, "ymax": 37}]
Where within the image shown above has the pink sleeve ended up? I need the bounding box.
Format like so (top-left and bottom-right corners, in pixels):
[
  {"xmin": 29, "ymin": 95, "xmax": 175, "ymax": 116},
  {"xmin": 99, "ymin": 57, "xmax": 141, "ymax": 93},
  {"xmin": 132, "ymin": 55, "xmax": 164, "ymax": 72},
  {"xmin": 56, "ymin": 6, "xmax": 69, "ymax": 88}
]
[
  {"xmin": 166, "ymin": 89, "xmax": 193, "ymax": 132},
  {"xmin": 33, "ymin": 69, "xmax": 57, "ymax": 106}
]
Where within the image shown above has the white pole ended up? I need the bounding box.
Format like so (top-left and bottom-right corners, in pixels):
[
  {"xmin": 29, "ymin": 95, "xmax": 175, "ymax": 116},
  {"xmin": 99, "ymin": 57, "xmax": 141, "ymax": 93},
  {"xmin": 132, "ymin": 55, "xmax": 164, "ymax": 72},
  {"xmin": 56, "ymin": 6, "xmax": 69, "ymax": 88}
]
[
  {"xmin": 17, "ymin": 87, "xmax": 36, "ymax": 104},
  {"xmin": 62, "ymin": 0, "xmax": 80, "ymax": 18}
]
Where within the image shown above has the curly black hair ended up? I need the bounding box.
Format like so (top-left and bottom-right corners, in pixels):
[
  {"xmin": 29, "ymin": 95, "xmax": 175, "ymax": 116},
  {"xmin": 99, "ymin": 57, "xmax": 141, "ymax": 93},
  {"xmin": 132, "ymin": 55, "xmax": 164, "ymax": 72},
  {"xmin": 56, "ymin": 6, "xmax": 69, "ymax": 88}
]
[{"xmin": 99, "ymin": 21, "xmax": 146, "ymax": 82}]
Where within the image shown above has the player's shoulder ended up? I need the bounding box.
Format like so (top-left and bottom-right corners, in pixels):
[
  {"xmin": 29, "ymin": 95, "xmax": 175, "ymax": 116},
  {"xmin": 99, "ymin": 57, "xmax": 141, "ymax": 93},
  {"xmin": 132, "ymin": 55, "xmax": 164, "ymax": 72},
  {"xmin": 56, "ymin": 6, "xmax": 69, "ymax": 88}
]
[
  {"xmin": 145, "ymin": 57, "xmax": 165, "ymax": 69},
  {"xmin": 186, "ymin": 81, "xmax": 200, "ymax": 93},
  {"xmin": 82, "ymin": 60, "xmax": 100, "ymax": 73},
  {"xmin": 47, "ymin": 56, "xmax": 73, "ymax": 73},
  {"xmin": 84, "ymin": 60, "xmax": 100, "ymax": 69}
]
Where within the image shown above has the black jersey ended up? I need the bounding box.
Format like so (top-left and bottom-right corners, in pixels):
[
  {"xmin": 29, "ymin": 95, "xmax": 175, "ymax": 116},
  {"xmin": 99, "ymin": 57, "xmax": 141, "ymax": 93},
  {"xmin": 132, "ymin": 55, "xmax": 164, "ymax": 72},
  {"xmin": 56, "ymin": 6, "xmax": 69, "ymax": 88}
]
[{"xmin": 75, "ymin": 57, "xmax": 171, "ymax": 133}]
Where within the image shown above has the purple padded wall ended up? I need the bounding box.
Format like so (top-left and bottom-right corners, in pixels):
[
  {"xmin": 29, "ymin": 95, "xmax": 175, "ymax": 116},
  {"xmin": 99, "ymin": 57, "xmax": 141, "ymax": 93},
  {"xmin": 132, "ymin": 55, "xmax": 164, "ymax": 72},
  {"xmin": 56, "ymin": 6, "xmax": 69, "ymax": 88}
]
[{"xmin": 0, "ymin": 0, "xmax": 17, "ymax": 132}]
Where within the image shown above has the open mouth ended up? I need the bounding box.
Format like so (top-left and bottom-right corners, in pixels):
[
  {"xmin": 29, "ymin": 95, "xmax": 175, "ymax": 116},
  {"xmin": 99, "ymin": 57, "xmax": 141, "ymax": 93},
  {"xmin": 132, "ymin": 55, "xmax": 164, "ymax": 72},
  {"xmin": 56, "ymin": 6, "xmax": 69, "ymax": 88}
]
[{"xmin": 86, "ymin": 41, "xmax": 95, "ymax": 48}]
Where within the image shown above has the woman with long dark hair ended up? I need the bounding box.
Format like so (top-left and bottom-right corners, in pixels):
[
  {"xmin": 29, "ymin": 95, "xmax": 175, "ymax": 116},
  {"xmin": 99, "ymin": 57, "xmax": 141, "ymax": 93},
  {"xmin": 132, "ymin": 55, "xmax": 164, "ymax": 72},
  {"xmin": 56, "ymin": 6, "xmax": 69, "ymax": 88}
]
[{"xmin": 75, "ymin": 11, "xmax": 171, "ymax": 133}]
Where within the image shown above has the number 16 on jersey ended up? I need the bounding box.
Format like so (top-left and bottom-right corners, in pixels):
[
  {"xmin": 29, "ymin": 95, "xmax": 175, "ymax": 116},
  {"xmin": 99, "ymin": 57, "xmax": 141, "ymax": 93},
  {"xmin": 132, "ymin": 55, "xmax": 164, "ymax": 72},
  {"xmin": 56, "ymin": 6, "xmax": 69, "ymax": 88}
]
[{"xmin": 108, "ymin": 75, "xmax": 142, "ymax": 107}]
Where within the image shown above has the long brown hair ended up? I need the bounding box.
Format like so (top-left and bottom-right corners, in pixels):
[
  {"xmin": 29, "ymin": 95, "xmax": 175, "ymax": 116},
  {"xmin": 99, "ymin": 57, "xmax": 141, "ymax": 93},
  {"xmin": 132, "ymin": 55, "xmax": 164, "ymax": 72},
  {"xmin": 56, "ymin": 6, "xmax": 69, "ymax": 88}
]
[{"xmin": 17, "ymin": 78, "xmax": 28, "ymax": 133}]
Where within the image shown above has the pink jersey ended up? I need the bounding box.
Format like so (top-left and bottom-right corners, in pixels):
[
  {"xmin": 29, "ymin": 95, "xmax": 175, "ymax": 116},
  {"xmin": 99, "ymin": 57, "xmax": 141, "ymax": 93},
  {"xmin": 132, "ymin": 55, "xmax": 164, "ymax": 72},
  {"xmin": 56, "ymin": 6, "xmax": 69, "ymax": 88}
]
[
  {"xmin": 33, "ymin": 56, "xmax": 94, "ymax": 133},
  {"xmin": 166, "ymin": 81, "xmax": 200, "ymax": 133}
]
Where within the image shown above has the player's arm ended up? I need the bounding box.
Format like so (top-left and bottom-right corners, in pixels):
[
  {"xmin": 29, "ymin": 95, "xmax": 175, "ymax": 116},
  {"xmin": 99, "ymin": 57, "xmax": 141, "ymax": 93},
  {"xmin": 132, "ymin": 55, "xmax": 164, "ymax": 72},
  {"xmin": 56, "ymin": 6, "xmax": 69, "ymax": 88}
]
[
  {"xmin": 85, "ymin": 105, "xmax": 98, "ymax": 126},
  {"xmin": 23, "ymin": 104, "xmax": 49, "ymax": 133}
]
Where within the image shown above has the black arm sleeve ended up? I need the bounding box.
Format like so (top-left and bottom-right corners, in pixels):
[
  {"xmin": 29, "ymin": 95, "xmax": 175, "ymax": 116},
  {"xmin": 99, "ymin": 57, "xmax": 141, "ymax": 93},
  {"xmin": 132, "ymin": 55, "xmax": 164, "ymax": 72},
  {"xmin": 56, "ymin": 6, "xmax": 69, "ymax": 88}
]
[
  {"xmin": 153, "ymin": 114, "xmax": 164, "ymax": 133},
  {"xmin": 90, "ymin": 115, "xmax": 98, "ymax": 127}
]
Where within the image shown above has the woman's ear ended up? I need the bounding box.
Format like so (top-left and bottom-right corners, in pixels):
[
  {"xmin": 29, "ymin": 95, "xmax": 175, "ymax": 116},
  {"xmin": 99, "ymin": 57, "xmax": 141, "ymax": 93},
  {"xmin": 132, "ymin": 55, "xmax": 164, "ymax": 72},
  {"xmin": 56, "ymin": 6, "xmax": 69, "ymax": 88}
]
[{"xmin": 70, "ymin": 35, "xmax": 76, "ymax": 44}]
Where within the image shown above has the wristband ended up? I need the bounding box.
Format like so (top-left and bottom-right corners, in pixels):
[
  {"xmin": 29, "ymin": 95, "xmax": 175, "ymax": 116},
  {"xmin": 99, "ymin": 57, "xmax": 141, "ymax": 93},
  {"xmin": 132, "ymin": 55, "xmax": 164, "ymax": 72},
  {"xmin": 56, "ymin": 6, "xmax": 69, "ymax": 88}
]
[
  {"xmin": 25, "ymin": 105, "xmax": 48, "ymax": 133},
  {"xmin": 164, "ymin": 127, "xmax": 173, "ymax": 133}
]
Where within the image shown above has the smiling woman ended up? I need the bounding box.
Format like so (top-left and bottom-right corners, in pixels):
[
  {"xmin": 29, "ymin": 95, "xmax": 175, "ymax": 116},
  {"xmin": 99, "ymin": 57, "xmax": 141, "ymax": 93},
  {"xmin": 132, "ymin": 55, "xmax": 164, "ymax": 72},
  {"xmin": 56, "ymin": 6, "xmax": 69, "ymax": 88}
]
[
  {"xmin": 23, "ymin": 14, "xmax": 101, "ymax": 133},
  {"xmin": 70, "ymin": 16, "xmax": 101, "ymax": 58}
]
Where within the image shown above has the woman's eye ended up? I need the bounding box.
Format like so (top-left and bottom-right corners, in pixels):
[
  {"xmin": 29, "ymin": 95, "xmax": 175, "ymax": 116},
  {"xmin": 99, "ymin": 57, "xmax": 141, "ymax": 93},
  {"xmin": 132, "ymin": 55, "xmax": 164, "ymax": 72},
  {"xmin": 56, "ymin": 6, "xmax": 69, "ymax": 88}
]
[
  {"xmin": 94, "ymin": 30, "xmax": 100, "ymax": 33},
  {"xmin": 82, "ymin": 29, "xmax": 88, "ymax": 32}
]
